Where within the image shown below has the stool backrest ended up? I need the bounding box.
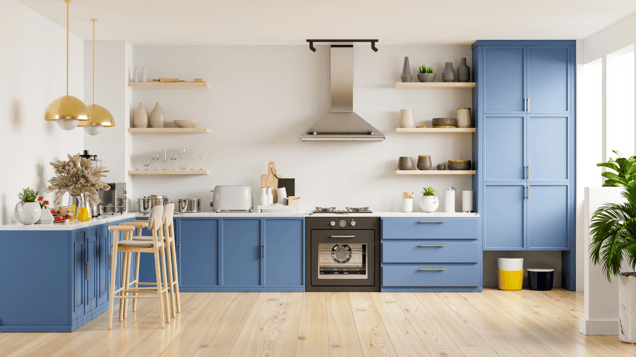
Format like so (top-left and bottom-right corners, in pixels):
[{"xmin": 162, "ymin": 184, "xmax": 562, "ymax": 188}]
[
  {"xmin": 163, "ymin": 203, "xmax": 175, "ymax": 228},
  {"xmin": 148, "ymin": 205, "xmax": 164, "ymax": 232}
]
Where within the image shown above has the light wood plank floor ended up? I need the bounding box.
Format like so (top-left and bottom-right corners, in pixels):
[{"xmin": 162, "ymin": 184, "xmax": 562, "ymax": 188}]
[{"xmin": 0, "ymin": 289, "xmax": 631, "ymax": 357}]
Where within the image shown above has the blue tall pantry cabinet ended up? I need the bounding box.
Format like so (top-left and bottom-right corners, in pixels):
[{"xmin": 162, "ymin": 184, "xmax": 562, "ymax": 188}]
[{"xmin": 472, "ymin": 40, "xmax": 576, "ymax": 290}]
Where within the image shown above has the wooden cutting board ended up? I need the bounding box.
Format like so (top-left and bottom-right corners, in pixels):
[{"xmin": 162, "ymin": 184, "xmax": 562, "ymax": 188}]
[{"xmin": 261, "ymin": 161, "xmax": 282, "ymax": 202}]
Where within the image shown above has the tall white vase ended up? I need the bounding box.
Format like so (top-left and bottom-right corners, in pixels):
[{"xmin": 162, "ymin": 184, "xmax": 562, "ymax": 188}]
[
  {"xmin": 620, "ymin": 276, "xmax": 636, "ymax": 343},
  {"xmin": 149, "ymin": 102, "xmax": 165, "ymax": 128},
  {"xmin": 134, "ymin": 102, "xmax": 148, "ymax": 128}
]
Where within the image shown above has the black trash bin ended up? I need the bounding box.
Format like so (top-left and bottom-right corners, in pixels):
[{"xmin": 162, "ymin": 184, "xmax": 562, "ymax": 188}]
[{"xmin": 527, "ymin": 269, "xmax": 554, "ymax": 290}]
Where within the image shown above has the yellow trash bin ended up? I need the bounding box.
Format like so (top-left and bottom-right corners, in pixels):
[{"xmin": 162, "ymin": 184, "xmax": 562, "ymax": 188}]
[{"xmin": 498, "ymin": 258, "xmax": 524, "ymax": 291}]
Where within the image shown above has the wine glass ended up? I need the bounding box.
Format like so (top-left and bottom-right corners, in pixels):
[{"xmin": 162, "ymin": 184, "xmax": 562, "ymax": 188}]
[
  {"xmin": 151, "ymin": 152, "xmax": 160, "ymax": 170},
  {"xmin": 179, "ymin": 147, "xmax": 187, "ymax": 170},
  {"xmin": 188, "ymin": 146, "xmax": 195, "ymax": 170},
  {"xmin": 161, "ymin": 149, "xmax": 168, "ymax": 170},
  {"xmin": 169, "ymin": 149, "xmax": 178, "ymax": 170},
  {"xmin": 142, "ymin": 155, "xmax": 151, "ymax": 171},
  {"xmin": 198, "ymin": 146, "xmax": 204, "ymax": 170}
]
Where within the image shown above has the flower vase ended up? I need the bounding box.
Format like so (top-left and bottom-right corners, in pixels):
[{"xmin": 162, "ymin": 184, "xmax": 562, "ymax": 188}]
[
  {"xmin": 401, "ymin": 57, "xmax": 412, "ymax": 82},
  {"xmin": 75, "ymin": 194, "xmax": 92, "ymax": 222},
  {"xmin": 36, "ymin": 208, "xmax": 54, "ymax": 224},
  {"xmin": 442, "ymin": 62, "xmax": 456, "ymax": 82},
  {"xmin": 457, "ymin": 58, "xmax": 470, "ymax": 82},
  {"xmin": 14, "ymin": 202, "xmax": 41, "ymax": 225}
]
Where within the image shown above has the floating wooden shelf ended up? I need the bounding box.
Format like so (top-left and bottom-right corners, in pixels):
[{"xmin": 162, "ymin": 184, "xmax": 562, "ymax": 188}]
[
  {"xmin": 395, "ymin": 82, "xmax": 476, "ymax": 89},
  {"xmin": 128, "ymin": 81, "xmax": 209, "ymax": 89},
  {"xmin": 128, "ymin": 128, "xmax": 209, "ymax": 134},
  {"xmin": 395, "ymin": 128, "xmax": 476, "ymax": 134},
  {"xmin": 128, "ymin": 170, "xmax": 209, "ymax": 175},
  {"xmin": 395, "ymin": 170, "xmax": 476, "ymax": 175}
]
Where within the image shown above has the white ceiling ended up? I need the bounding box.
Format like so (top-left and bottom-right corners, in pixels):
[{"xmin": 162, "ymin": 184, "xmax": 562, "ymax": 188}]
[{"xmin": 18, "ymin": 0, "xmax": 636, "ymax": 45}]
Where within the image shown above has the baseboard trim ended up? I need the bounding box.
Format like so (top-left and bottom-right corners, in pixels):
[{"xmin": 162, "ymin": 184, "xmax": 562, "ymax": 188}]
[{"xmin": 579, "ymin": 317, "xmax": 619, "ymax": 335}]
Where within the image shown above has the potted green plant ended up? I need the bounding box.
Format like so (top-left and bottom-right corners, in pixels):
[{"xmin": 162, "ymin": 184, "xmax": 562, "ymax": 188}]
[
  {"xmin": 417, "ymin": 65, "xmax": 436, "ymax": 82},
  {"xmin": 14, "ymin": 187, "xmax": 41, "ymax": 225},
  {"xmin": 590, "ymin": 151, "xmax": 636, "ymax": 342},
  {"xmin": 419, "ymin": 186, "xmax": 439, "ymax": 212}
]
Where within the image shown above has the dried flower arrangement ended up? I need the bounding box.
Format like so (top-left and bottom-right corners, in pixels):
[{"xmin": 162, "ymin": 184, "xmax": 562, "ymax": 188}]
[{"xmin": 46, "ymin": 153, "xmax": 110, "ymax": 206}]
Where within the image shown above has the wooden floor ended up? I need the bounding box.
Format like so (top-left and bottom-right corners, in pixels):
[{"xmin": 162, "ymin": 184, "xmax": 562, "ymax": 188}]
[{"xmin": 0, "ymin": 289, "xmax": 632, "ymax": 357}]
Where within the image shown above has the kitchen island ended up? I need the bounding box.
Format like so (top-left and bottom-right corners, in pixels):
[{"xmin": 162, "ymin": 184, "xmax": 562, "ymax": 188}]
[{"xmin": 0, "ymin": 211, "xmax": 479, "ymax": 332}]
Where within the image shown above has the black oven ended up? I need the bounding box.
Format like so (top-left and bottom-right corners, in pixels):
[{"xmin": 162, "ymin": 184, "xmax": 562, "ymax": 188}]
[{"xmin": 306, "ymin": 216, "xmax": 380, "ymax": 291}]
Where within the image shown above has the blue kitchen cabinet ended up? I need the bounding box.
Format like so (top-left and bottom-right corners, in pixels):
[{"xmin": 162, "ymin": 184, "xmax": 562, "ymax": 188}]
[
  {"xmin": 263, "ymin": 218, "xmax": 304, "ymax": 287},
  {"xmin": 85, "ymin": 228, "xmax": 98, "ymax": 313},
  {"xmin": 474, "ymin": 40, "xmax": 576, "ymax": 289},
  {"xmin": 222, "ymin": 219, "xmax": 262, "ymax": 286},
  {"xmin": 179, "ymin": 218, "xmax": 219, "ymax": 289},
  {"xmin": 72, "ymin": 231, "xmax": 86, "ymax": 321},
  {"xmin": 97, "ymin": 226, "xmax": 109, "ymax": 306}
]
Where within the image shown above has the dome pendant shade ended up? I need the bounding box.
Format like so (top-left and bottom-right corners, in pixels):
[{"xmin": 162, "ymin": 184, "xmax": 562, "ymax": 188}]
[
  {"xmin": 80, "ymin": 103, "xmax": 114, "ymax": 130},
  {"xmin": 45, "ymin": 95, "xmax": 91, "ymax": 121}
]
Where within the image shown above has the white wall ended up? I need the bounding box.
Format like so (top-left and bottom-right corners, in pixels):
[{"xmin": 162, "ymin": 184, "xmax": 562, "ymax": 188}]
[
  {"xmin": 131, "ymin": 45, "xmax": 473, "ymax": 211},
  {"xmin": 0, "ymin": 0, "xmax": 84, "ymax": 224}
]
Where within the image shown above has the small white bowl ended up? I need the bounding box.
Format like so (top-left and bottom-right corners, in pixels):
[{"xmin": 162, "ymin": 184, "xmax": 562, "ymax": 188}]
[{"xmin": 174, "ymin": 120, "xmax": 199, "ymax": 128}]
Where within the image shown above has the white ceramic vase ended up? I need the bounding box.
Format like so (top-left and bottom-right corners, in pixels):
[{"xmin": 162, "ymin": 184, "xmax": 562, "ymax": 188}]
[
  {"xmin": 620, "ymin": 275, "xmax": 636, "ymax": 343},
  {"xmin": 457, "ymin": 108, "xmax": 471, "ymax": 128},
  {"xmin": 14, "ymin": 202, "xmax": 41, "ymax": 225},
  {"xmin": 260, "ymin": 188, "xmax": 268, "ymax": 207},
  {"xmin": 149, "ymin": 102, "xmax": 165, "ymax": 128},
  {"xmin": 419, "ymin": 195, "xmax": 439, "ymax": 213},
  {"xmin": 134, "ymin": 102, "xmax": 148, "ymax": 128},
  {"xmin": 402, "ymin": 198, "xmax": 413, "ymax": 213},
  {"xmin": 36, "ymin": 208, "xmax": 54, "ymax": 224},
  {"xmin": 400, "ymin": 109, "xmax": 415, "ymax": 128}
]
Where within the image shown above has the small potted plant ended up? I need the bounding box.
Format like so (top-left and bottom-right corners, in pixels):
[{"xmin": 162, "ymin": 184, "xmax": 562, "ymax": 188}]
[
  {"xmin": 418, "ymin": 65, "xmax": 436, "ymax": 82},
  {"xmin": 419, "ymin": 186, "xmax": 439, "ymax": 212},
  {"xmin": 14, "ymin": 187, "xmax": 41, "ymax": 225},
  {"xmin": 36, "ymin": 196, "xmax": 54, "ymax": 224}
]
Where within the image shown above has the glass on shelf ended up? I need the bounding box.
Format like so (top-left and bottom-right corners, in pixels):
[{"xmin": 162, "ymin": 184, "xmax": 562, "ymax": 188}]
[
  {"xmin": 151, "ymin": 152, "xmax": 160, "ymax": 170},
  {"xmin": 179, "ymin": 147, "xmax": 187, "ymax": 170},
  {"xmin": 198, "ymin": 146, "xmax": 204, "ymax": 170},
  {"xmin": 169, "ymin": 149, "xmax": 179, "ymax": 170},
  {"xmin": 142, "ymin": 155, "xmax": 151, "ymax": 171},
  {"xmin": 161, "ymin": 149, "xmax": 168, "ymax": 170}
]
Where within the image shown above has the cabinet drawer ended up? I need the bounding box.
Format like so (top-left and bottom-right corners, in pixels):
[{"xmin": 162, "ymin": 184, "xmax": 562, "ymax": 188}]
[
  {"xmin": 382, "ymin": 264, "xmax": 479, "ymax": 287},
  {"xmin": 382, "ymin": 240, "xmax": 479, "ymax": 263},
  {"xmin": 382, "ymin": 218, "xmax": 479, "ymax": 239}
]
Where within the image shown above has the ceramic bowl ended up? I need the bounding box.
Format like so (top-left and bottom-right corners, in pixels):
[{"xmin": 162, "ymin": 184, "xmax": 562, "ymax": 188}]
[
  {"xmin": 432, "ymin": 118, "xmax": 457, "ymax": 127},
  {"xmin": 398, "ymin": 157, "xmax": 416, "ymax": 170},
  {"xmin": 174, "ymin": 120, "xmax": 199, "ymax": 128},
  {"xmin": 448, "ymin": 160, "xmax": 471, "ymax": 170}
]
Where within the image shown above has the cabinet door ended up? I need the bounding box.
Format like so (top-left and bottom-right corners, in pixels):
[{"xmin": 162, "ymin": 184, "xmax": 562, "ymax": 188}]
[
  {"xmin": 483, "ymin": 46, "xmax": 525, "ymax": 113},
  {"xmin": 527, "ymin": 115, "xmax": 569, "ymax": 181},
  {"xmin": 85, "ymin": 229, "xmax": 98, "ymax": 312},
  {"xmin": 180, "ymin": 219, "xmax": 219, "ymax": 288},
  {"xmin": 484, "ymin": 116, "xmax": 525, "ymax": 181},
  {"xmin": 527, "ymin": 185, "xmax": 569, "ymax": 250},
  {"xmin": 222, "ymin": 219, "xmax": 261, "ymax": 286},
  {"xmin": 97, "ymin": 226, "xmax": 109, "ymax": 306},
  {"xmin": 483, "ymin": 185, "xmax": 525, "ymax": 250},
  {"xmin": 264, "ymin": 219, "xmax": 303, "ymax": 287},
  {"xmin": 72, "ymin": 231, "xmax": 86, "ymax": 321},
  {"xmin": 527, "ymin": 46, "xmax": 570, "ymax": 113}
]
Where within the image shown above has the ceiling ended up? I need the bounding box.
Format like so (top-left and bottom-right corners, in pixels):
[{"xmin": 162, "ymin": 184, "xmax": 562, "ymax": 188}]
[{"xmin": 18, "ymin": 0, "xmax": 636, "ymax": 45}]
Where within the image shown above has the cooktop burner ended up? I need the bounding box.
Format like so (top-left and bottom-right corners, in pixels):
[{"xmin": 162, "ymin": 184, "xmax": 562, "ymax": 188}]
[{"xmin": 313, "ymin": 207, "xmax": 373, "ymax": 214}]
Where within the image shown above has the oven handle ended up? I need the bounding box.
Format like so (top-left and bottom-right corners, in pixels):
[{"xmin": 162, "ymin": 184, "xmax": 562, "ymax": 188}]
[{"xmin": 328, "ymin": 235, "xmax": 355, "ymax": 239}]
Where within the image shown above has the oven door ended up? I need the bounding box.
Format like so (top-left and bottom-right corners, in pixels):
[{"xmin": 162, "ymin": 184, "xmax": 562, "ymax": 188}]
[{"xmin": 311, "ymin": 229, "xmax": 375, "ymax": 287}]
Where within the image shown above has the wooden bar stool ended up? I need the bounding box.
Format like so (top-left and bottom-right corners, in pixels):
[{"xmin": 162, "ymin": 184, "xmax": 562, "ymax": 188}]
[
  {"xmin": 126, "ymin": 203, "xmax": 180, "ymax": 317},
  {"xmin": 107, "ymin": 206, "xmax": 169, "ymax": 330}
]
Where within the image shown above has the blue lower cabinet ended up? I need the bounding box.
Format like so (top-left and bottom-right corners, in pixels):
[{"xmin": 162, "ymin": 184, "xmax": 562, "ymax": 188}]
[
  {"xmin": 180, "ymin": 219, "xmax": 219, "ymax": 289},
  {"xmin": 72, "ymin": 231, "xmax": 86, "ymax": 321},
  {"xmin": 263, "ymin": 218, "xmax": 304, "ymax": 287},
  {"xmin": 222, "ymin": 219, "xmax": 262, "ymax": 286},
  {"xmin": 382, "ymin": 240, "xmax": 479, "ymax": 263},
  {"xmin": 382, "ymin": 264, "xmax": 480, "ymax": 288},
  {"xmin": 483, "ymin": 185, "xmax": 525, "ymax": 250},
  {"xmin": 527, "ymin": 185, "xmax": 569, "ymax": 250}
]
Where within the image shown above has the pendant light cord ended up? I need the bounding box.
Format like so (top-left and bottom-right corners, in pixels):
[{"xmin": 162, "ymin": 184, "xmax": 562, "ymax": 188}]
[
  {"xmin": 66, "ymin": 0, "xmax": 69, "ymax": 95},
  {"xmin": 92, "ymin": 18, "xmax": 96, "ymax": 104}
]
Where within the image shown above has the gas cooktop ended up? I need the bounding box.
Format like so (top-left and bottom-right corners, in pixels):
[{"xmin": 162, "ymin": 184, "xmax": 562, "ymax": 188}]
[{"xmin": 312, "ymin": 207, "xmax": 373, "ymax": 214}]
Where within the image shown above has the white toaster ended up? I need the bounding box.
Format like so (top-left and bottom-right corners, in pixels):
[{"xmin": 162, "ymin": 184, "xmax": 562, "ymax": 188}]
[{"xmin": 212, "ymin": 185, "xmax": 253, "ymax": 212}]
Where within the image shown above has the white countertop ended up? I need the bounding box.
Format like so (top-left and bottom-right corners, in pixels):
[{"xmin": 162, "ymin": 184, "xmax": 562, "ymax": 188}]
[{"xmin": 0, "ymin": 211, "xmax": 479, "ymax": 231}]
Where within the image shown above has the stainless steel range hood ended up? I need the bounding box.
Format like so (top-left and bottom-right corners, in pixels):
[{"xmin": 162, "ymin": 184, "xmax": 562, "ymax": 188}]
[{"xmin": 301, "ymin": 45, "xmax": 385, "ymax": 141}]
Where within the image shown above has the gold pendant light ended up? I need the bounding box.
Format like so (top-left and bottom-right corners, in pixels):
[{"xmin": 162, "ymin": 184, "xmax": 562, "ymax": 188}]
[
  {"xmin": 80, "ymin": 18, "xmax": 115, "ymax": 135},
  {"xmin": 44, "ymin": 0, "xmax": 90, "ymax": 130}
]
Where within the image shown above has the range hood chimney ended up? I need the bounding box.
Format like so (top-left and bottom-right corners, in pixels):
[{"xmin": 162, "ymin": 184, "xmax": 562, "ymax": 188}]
[{"xmin": 301, "ymin": 41, "xmax": 384, "ymax": 141}]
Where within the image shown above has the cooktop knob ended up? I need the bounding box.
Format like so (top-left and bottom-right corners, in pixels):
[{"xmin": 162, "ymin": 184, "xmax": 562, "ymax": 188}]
[
  {"xmin": 351, "ymin": 219, "xmax": 356, "ymax": 226},
  {"xmin": 339, "ymin": 220, "xmax": 346, "ymax": 227},
  {"xmin": 330, "ymin": 221, "xmax": 336, "ymax": 227}
]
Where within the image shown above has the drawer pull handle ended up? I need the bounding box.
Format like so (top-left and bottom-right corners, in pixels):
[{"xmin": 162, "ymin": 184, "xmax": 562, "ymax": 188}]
[
  {"xmin": 329, "ymin": 235, "xmax": 355, "ymax": 239},
  {"xmin": 419, "ymin": 220, "xmax": 446, "ymax": 223},
  {"xmin": 419, "ymin": 268, "xmax": 446, "ymax": 271},
  {"xmin": 419, "ymin": 244, "xmax": 446, "ymax": 247}
]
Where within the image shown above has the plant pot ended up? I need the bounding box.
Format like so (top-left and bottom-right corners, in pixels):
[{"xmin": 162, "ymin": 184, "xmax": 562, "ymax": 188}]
[
  {"xmin": 417, "ymin": 73, "xmax": 436, "ymax": 82},
  {"xmin": 14, "ymin": 202, "xmax": 41, "ymax": 225},
  {"xmin": 620, "ymin": 274, "xmax": 636, "ymax": 343},
  {"xmin": 419, "ymin": 195, "xmax": 439, "ymax": 213},
  {"xmin": 36, "ymin": 208, "xmax": 54, "ymax": 224}
]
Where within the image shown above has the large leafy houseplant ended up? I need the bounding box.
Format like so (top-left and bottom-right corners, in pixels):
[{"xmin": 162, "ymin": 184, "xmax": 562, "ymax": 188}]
[{"xmin": 597, "ymin": 150, "xmax": 636, "ymax": 187}]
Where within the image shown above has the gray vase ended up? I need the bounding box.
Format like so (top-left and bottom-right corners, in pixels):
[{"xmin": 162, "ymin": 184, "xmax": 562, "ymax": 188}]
[
  {"xmin": 442, "ymin": 62, "xmax": 456, "ymax": 82},
  {"xmin": 398, "ymin": 156, "xmax": 416, "ymax": 170},
  {"xmin": 401, "ymin": 57, "xmax": 412, "ymax": 83},
  {"xmin": 417, "ymin": 155, "xmax": 432, "ymax": 170},
  {"xmin": 133, "ymin": 102, "xmax": 148, "ymax": 128},
  {"xmin": 149, "ymin": 102, "xmax": 165, "ymax": 128},
  {"xmin": 457, "ymin": 58, "xmax": 470, "ymax": 82}
]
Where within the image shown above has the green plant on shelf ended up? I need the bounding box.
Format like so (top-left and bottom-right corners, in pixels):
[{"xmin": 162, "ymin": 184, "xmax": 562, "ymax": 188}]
[
  {"xmin": 18, "ymin": 187, "xmax": 39, "ymax": 203},
  {"xmin": 422, "ymin": 187, "xmax": 436, "ymax": 196},
  {"xmin": 418, "ymin": 65, "xmax": 433, "ymax": 74}
]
